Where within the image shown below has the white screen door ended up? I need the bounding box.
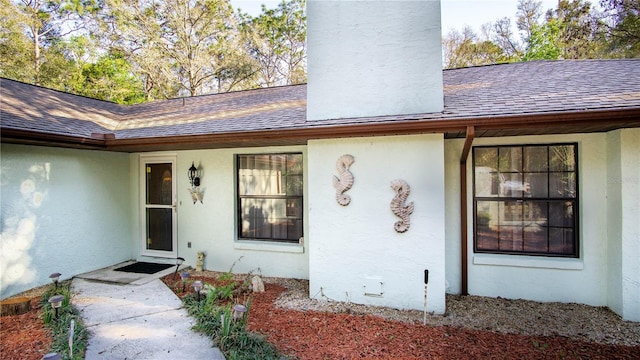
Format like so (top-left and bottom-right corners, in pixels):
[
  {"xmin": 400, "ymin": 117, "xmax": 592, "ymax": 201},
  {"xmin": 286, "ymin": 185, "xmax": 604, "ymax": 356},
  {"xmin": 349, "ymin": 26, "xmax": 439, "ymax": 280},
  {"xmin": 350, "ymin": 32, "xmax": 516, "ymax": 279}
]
[{"xmin": 140, "ymin": 156, "xmax": 177, "ymax": 257}]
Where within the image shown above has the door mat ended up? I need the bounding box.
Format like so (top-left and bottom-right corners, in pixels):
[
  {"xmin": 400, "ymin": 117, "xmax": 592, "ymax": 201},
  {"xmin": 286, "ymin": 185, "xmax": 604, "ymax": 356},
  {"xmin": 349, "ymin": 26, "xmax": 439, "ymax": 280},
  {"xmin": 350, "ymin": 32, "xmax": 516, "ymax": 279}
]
[{"xmin": 114, "ymin": 262, "xmax": 174, "ymax": 274}]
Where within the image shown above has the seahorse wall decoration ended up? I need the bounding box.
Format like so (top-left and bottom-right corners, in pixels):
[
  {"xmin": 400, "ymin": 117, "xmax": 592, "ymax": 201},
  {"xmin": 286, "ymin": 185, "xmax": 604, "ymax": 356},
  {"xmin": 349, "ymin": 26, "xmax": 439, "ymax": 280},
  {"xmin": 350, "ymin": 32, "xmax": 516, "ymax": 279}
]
[
  {"xmin": 390, "ymin": 179, "xmax": 414, "ymax": 233},
  {"xmin": 332, "ymin": 154, "xmax": 355, "ymax": 206}
]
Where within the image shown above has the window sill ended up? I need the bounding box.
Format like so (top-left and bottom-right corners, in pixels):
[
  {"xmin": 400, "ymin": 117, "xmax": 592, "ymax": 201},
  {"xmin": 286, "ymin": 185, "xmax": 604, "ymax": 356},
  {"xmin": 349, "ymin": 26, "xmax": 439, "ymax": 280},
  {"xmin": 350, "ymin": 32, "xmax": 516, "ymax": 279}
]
[
  {"xmin": 234, "ymin": 240, "xmax": 304, "ymax": 254},
  {"xmin": 473, "ymin": 253, "xmax": 583, "ymax": 270}
]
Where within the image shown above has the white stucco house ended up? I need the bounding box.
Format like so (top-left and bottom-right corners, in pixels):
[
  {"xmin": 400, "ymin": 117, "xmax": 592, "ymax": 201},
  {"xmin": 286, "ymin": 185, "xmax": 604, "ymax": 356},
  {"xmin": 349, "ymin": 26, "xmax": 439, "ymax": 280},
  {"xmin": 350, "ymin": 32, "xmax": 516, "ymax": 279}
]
[{"xmin": 1, "ymin": 0, "xmax": 639, "ymax": 322}]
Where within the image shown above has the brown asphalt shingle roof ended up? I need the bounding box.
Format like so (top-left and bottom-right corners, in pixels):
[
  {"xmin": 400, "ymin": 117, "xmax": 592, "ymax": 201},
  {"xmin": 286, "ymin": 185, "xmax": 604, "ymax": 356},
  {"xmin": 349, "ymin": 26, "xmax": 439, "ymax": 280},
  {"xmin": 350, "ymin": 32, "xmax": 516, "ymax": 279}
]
[{"xmin": 2, "ymin": 59, "xmax": 639, "ymax": 150}]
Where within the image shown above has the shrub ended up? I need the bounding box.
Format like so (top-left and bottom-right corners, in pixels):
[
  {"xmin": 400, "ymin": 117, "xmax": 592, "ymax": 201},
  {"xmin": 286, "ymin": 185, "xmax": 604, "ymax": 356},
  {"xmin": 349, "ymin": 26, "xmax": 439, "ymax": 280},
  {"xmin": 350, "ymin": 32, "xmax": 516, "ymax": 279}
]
[
  {"xmin": 40, "ymin": 282, "xmax": 89, "ymax": 360},
  {"xmin": 182, "ymin": 274, "xmax": 286, "ymax": 360}
]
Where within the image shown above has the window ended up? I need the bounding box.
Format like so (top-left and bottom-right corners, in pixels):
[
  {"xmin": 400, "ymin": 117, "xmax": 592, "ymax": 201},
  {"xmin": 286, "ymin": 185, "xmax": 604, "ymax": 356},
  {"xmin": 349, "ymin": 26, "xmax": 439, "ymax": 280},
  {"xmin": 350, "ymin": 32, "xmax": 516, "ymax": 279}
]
[
  {"xmin": 473, "ymin": 144, "xmax": 578, "ymax": 257},
  {"xmin": 237, "ymin": 153, "xmax": 303, "ymax": 243}
]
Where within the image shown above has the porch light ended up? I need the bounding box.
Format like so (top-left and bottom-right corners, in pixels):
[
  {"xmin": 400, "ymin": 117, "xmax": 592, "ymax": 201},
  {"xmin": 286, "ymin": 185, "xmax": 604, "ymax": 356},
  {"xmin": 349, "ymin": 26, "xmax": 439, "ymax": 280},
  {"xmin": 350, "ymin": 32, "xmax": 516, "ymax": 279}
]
[
  {"xmin": 193, "ymin": 280, "xmax": 203, "ymax": 301},
  {"xmin": 232, "ymin": 304, "xmax": 247, "ymax": 321},
  {"xmin": 180, "ymin": 271, "xmax": 190, "ymax": 293},
  {"xmin": 48, "ymin": 295, "xmax": 64, "ymax": 319},
  {"xmin": 174, "ymin": 257, "xmax": 185, "ymax": 280},
  {"xmin": 49, "ymin": 272, "xmax": 61, "ymax": 290},
  {"xmin": 187, "ymin": 162, "xmax": 201, "ymax": 188}
]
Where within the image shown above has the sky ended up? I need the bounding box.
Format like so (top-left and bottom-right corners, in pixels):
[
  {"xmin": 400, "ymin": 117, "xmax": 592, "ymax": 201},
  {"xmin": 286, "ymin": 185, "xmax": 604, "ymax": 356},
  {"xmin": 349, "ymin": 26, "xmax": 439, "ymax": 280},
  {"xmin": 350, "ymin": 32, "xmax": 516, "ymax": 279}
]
[{"xmin": 230, "ymin": 0, "xmax": 560, "ymax": 36}]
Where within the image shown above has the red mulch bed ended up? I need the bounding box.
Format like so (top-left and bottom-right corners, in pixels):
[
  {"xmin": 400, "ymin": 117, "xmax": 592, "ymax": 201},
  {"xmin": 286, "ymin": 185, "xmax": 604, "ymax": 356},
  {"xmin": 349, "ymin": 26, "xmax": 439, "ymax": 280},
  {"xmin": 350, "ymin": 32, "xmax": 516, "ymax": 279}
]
[
  {"xmin": 246, "ymin": 284, "xmax": 639, "ymax": 360},
  {"xmin": 0, "ymin": 299, "xmax": 52, "ymax": 360},
  {"xmin": 3, "ymin": 278, "xmax": 639, "ymax": 360}
]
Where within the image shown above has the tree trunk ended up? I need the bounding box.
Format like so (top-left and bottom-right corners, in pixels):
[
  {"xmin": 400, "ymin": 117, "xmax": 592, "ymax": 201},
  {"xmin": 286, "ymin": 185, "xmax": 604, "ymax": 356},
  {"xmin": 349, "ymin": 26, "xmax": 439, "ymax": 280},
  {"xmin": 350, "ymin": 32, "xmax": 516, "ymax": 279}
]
[{"xmin": 1, "ymin": 297, "xmax": 31, "ymax": 316}]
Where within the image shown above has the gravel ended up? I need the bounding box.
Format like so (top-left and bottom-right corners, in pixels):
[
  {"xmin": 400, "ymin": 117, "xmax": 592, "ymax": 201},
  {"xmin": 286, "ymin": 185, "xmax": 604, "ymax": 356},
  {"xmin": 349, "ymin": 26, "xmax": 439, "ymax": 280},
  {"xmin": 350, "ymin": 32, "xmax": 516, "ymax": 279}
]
[{"xmin": 268, "ymin": 277, "xmax": 640, "ymax": 347}]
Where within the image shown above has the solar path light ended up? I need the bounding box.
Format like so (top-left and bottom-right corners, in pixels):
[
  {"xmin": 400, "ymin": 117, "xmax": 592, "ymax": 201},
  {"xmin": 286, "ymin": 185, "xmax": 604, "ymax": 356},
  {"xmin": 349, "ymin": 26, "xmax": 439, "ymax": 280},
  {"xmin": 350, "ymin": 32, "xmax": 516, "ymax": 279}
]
[
  {"xmin": 49, "ymin": 272, "xmax": 61, "ymax": 290},
  {"xmin": 48, "ymin": 295, "xmax": 64, "ymax": 320}
]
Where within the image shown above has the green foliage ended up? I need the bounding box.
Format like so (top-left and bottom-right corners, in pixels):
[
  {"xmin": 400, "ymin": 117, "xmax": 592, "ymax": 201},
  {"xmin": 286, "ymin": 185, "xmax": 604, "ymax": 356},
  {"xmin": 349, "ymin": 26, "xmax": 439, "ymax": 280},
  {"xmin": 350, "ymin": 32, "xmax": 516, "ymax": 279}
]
[
  {"xmin": 599, "ymin": 0, "xmax": 640, "ymax": 57},
  {"xmin": 444, "ymin": 0, "xmax": 635, "ymax": 68},
  {"xmin": 88, "ymin": 0, "xmax": 253, "ymax": 98},
  {"xmin": 532, "ymin": 339, "xmax": 549, "ymax": 350},
  {"xmin": 443, "ymin": 27, "xmax": 512, "ymax": 69},
  {"xmin": 182, "ymin": 274, "xmax": 284, "ymax": 359},
  {"xmin": 74, "ymin": 51, "xmax": 146, "ymax": 104},
  {"xmin": 522, "ymin": 21, "xmax": 563, "ymax": 60},
  {"xmin": 40, "ymin": 282, "xmax": 89, "ymax": 360},
  {"xmin": 239, "ymin": 0, "xmax": 306, "ymax": 87}
]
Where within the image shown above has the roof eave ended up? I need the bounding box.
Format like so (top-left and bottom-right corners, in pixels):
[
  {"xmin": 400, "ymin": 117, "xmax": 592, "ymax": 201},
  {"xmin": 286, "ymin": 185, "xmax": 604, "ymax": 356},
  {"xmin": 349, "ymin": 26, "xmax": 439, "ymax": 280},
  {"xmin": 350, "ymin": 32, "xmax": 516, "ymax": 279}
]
[
  {"xmin": 105, "ymin": 107, "xmax": 640, "ymax": 152},
  {"xmin": 3, "ymin": 107, "xmax": 639, "ymax": 153}
]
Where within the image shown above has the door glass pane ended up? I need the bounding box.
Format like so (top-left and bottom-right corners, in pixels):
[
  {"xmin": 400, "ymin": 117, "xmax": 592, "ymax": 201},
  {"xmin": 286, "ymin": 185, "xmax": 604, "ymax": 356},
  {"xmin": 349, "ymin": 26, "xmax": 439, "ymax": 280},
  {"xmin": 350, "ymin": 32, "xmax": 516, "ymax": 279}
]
[
  {"xmin": 146, "ymin": 163, "xmax": 172, "ymax": 205},
  {"xmin": 146, "ymin": 208, "xmax": 172, "ymax": 251}
]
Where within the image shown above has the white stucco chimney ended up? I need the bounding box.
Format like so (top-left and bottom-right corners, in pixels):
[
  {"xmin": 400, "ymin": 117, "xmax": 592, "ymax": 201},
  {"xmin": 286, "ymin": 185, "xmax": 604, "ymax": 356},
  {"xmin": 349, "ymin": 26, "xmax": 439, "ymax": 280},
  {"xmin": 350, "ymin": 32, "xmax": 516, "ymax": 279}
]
[{"xmin": 307, "ymin": 0, "xmax": 444, "ymax": 121}]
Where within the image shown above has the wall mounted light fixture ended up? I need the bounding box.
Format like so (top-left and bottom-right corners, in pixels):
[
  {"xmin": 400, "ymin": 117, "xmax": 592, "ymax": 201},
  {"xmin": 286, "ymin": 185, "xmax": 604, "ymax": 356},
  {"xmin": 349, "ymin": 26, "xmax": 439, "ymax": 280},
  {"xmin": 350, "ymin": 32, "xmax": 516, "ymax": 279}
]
[
  {"xmin": 187, "ymin": 162, "xmax": 201, "ymax": 187},
  {"xmin": 187, "ymin": 162, "xmax": 204, "ymax": 204}
]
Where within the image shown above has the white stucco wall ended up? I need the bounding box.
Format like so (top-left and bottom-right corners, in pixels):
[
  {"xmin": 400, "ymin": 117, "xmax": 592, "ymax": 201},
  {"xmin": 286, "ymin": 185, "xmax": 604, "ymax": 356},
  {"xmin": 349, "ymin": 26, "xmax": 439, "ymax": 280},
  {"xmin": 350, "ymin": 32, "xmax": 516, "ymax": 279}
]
[
  {"xmin": 619, "ymin": 128, "xmax": 640, "ymax": 321},
  {"xmin": 1, "ymin": 144, "xmax": 133, "ymax": 298},
  {"xmin": 132, "ymin": 146, "xmax": 309, "ymax": 280},
  {"xmin": 445, "ymin": 134, "xmax": 611, "ymax": 307},
  {"xmin": 606, "ymin": 130, "xmax": 623, "ymax": 316},
  {"xmin": 307, "ymin": 135, "xmax": 446, "ymax": 313},
  {"xmin": 306, "ymin": 0, "xmax": 443, "ymax": 120}
]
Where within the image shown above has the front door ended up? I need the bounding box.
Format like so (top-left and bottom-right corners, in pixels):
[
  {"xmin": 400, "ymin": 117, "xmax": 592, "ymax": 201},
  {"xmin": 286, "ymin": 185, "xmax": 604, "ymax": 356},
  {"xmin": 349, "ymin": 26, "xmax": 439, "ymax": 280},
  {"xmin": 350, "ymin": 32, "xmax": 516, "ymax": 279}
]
[{"xmin": 140, "ymin": 155, "xmax": 177, "ymax": 257}]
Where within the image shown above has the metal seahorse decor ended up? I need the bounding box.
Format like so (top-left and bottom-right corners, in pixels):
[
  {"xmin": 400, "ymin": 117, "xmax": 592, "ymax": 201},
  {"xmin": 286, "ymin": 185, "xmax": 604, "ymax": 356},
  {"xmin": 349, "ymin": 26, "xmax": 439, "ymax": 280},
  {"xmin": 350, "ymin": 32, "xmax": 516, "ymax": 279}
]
[
  {"xmin": 390, "ymin": 179, "xmax": 414, "ymax": 233},
  {"xmin": 332, "ymin": 154, "xmax": 355, "ymax": 206}
]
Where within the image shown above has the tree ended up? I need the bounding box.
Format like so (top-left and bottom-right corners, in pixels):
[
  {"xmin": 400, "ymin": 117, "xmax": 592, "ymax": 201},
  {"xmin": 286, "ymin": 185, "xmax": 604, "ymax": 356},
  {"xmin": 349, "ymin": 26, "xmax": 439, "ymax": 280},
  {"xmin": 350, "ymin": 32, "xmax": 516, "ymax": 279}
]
[
  {"xmin": 89, "ymin": 0, "xmax": 252, "ymax": 99},
  {"xmin": 0, "ymin": 0, "xmax": 32, "ymax": 81},
  {"xmin": 442, "ymin": 27, "xmax": 508, "ymax": 69},
  {"xmin": 74, "ymin": 50, "xmax": 146, "ymax": 104},
  {"xmin": 521, "ymin": 19, "xmax": 563, "ymax": 60},
  {"xmin": 14, "ymin": 0, "xmax": 90, "ymax": 85},
  {"xmin": 517, "ymin": 0, "xmax": 544, "ymax": 42},
  {"xmin": 239, "ymin": 0, "xmax": 306, "ymax": 87},
  {"xmin": 490, "ymin": 17, "xmax": 523, "ymax": 60},
  {"xmin": 553, "ymin": 0, "xmax": 602, "ymax": 59},
  {"xmin": 599, "ymin": 0, "xmax": 640, "ymax": 57},
  {"xmin": 521, "ymin": 0, "xmax": 603, "ymax": 60}
]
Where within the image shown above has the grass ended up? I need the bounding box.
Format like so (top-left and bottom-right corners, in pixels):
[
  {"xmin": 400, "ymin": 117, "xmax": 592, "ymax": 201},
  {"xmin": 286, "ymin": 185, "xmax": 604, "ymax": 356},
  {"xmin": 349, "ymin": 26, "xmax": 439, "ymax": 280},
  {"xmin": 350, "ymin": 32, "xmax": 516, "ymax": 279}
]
[
  {"xmin": 179, "ymin": 273, "xmax": 287, "ymax": 360},
  {"xmin": 40, "ymin": 282, "xmax": 89, "ymax": 360}
]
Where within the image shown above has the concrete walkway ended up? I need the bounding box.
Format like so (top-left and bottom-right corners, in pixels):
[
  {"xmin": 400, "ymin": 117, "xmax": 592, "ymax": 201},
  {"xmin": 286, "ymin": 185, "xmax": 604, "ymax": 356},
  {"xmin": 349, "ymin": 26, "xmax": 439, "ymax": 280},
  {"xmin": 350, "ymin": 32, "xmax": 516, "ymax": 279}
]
[{"xmin": 72, "ymin": 277, "xmax": 225, "ymax": 359}]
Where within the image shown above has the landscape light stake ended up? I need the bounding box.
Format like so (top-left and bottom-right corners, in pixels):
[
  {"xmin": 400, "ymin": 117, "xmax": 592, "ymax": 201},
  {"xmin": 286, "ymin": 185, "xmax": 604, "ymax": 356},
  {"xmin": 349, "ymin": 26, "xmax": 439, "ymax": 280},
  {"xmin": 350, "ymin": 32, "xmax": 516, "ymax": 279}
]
[
  {"xmin": 48, "ymin": 295, "xmax": 64, "ymax": 320},
  {"xmin": 423, "ymin": 269, "xmax": 429, "ymax": 326},
  {"xmin": 174, "ymin": 257, "xmax": 185, "ymax": 280},
  {"xmin": 193, "ymin": 280, "xmax": 202, "ymax": 301},
  {"xmin": 49, "ymin": 272, "xmax": 61, "ymax": 290},
  {"xmin": 42, "ymin": 353, "xmax": 61, "ymax": 360},
  {"xmin": 180, "ymin": 271, "xmax": 190, "ymax": 293},
  {"xmin": 233, "ymin": 304, "xmax": 247, "ymax": 322}
]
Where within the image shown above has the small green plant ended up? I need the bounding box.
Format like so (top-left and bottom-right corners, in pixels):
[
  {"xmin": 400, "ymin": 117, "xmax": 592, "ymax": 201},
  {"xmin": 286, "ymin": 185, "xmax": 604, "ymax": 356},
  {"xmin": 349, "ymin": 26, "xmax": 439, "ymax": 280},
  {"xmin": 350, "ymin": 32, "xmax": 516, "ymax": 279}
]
[
  {"xmin": 40, "ymin": 282, "xmax": 89, "ymax": 360},
  {"xmin": 181, "ymin": 273, "xmax": 285, "ymax": 359},
  {"xmin": 532, "ymin": 339, "xmax": 548, "ymax": 351}
]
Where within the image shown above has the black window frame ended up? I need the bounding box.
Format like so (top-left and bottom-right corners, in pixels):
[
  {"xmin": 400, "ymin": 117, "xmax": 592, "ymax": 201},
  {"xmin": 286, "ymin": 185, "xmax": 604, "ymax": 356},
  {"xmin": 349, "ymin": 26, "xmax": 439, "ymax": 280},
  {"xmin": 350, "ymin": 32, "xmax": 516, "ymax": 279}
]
[
  {"xmin": 472, "ymin": 143, "xmax": 579, "ymax": 258},
  {"xmin": 236, "ymin": 153, "xmax": 303, "ymax": 243}
]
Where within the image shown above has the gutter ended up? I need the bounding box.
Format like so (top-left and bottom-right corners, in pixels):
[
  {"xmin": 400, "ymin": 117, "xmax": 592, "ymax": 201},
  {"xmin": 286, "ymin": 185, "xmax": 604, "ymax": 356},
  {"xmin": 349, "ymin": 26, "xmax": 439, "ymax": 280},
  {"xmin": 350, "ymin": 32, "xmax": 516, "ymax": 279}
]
[
  {"xmin": 2, "ymin": 107, "xmax": 639, "ymax": 152},
  {"xmin": 459, "ymin": 125, "xmax": 475, "ymax": 296},
  {"xmin": 0, "ymin": 128, "xmax": 107, "ymax": 150}
]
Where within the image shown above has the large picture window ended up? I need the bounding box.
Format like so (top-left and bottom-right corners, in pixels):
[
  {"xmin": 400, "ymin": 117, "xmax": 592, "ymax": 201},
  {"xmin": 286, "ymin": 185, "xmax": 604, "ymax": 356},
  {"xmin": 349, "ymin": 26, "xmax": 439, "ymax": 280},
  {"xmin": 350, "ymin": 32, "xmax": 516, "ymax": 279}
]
[
  {"xmin": 473, "ymin": 144, "xmax": 578, "ymax": 257},
  {"xmin": 237, "ymin": 153, "xmax": 303, "ymax": 243}
]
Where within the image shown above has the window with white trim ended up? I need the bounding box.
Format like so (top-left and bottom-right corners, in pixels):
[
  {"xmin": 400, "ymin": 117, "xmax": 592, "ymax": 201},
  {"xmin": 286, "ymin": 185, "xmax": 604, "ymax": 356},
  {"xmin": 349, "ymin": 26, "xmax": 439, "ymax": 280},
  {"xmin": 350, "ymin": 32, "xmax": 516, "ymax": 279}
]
[
  {"xmin": 473, "ymin": 144, "xmax": 578, "ymax": 257},
  {"xmin": 237, "ymin": 153, "xmax": 303, "ymax": 243}
]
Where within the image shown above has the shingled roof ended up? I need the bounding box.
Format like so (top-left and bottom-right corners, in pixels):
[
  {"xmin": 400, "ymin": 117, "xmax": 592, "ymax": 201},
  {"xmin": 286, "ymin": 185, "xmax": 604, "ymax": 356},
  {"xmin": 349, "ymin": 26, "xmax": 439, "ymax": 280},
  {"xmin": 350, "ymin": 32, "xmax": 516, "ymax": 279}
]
[{"xmin": 2, "ymin": 59, "xmax": 639, "ymax": 152}]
